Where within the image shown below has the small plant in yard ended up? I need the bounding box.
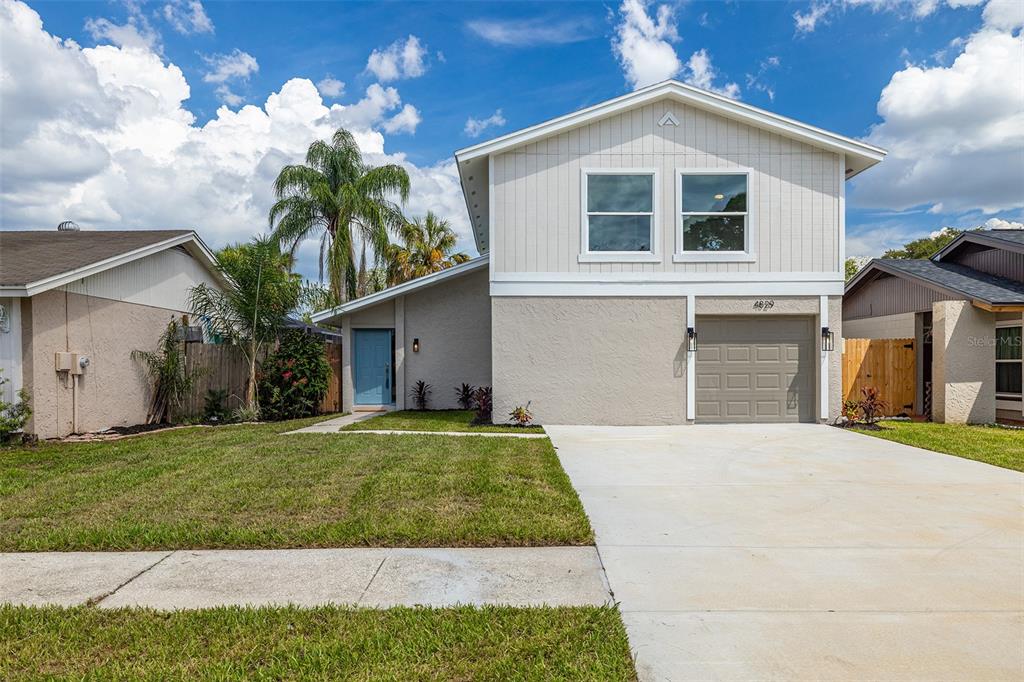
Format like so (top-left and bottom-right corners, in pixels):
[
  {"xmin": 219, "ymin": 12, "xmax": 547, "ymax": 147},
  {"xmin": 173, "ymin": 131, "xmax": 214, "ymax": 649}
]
[
  {"xmin": 471, "ymin": 385, "xmax": 493, "ymax": 425},
  {"xmin": 231, "ymin": 405, "xmax": 261, "ymax": 423},
  {"xmin": 455, "ymin": 383, "xmax": 476, "ymax": 409},
  {"xmin": 410, "ymin": 380, "xmax": 432, "ymax": 410},
  {"xmin": 0, "ymin": 370, "xmax": 31, "ymax": 443},
  {"xmin": 133, "ymin": 319, "xmax": 203, "ymax": 424},
  {"xmin": 858, "ymin": 386, "xmax": 886, "ymax": 424},
  {"xmin": 840, "ymin": 398, "xmax": 862, "ymax": 425},
  {"xmin": 257, "ymin": 329, "xmax": 331, "ymax": 421},
  {"xmin": 202, "ymin": 388, "xmax": 232, "ymax": 424},
  {"xmin": 508, "ymin": 402, "xmax": 534, "ymax": 427}
]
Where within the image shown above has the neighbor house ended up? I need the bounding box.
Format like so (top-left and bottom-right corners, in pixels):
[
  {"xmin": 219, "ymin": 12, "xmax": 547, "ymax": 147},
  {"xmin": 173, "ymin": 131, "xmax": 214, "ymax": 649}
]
[
  {"xmin": 314, "ymin": 79, "xmax": 886, "ymax": 425},
  {"xmin": 0, "ymin": 228, "xmax": 226, "ymax": 438},
  {"xmin": 844, "ymin": 229, "xmax": 1024, "ymax": 424}
]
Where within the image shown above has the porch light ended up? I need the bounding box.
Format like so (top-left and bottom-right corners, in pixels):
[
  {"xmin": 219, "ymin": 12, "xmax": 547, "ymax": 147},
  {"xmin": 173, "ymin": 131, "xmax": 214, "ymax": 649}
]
[
  {"xmin": 821, "ymin": 327, "xmax": 835, "ymax": 352},
  {"xmin": 412, "ymin": 338, "xmax": 420, "ymax": 353},
  {"xmin": 687, "ymin": 327, "xmax": 698, "ymax": 352}
]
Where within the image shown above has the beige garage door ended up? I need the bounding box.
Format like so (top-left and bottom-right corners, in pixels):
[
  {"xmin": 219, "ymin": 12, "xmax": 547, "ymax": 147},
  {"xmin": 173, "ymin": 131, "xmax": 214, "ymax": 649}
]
[{"xmin": 696, "ymin": 317, "xmax": 815, "ymax": 423}]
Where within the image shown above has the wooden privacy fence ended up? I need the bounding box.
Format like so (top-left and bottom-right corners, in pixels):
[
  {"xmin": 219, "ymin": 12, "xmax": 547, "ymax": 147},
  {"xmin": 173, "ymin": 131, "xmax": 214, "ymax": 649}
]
[
  {"xmin": 176, "ymin": 342, "xmax": 342, "ymax": 419},
  {"xmin": 842, "ymin": 338, "xmax": 916, "ymax": 415}
]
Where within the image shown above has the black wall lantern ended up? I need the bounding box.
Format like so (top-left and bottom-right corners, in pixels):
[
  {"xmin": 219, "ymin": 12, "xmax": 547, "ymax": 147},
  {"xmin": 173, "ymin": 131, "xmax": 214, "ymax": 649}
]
[
  {"xmin": 687, "ymin": 326, "xmax": 698, "ymax": 352},
  {"xmin": 412, "ymin": 338, "xmax": 420, "ymax": 353},
  {"xmin": 821, "ymin": 327, "xmax": 835, "ymax": 352}
]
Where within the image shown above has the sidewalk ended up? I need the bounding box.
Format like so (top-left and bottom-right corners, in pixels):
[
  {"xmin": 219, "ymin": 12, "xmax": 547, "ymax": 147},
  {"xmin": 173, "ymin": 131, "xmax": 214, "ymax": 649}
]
[{"xmin": 1, "ymin": 547, "xmax": 610, "ymax": 610}]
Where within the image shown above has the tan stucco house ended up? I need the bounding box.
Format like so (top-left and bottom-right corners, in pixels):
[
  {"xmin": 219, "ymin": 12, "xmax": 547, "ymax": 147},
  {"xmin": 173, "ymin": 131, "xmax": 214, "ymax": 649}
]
[
  {"xmin": 0, "ymin": 228, "xmax": 225, "ymax": 438},
  {"xmin": 314, "ymin": 79, "xmax": 886, "ymax": 425},
  {"xmin": 844, "ymin": 229, "xmax": 1024, "ymax": 424}
]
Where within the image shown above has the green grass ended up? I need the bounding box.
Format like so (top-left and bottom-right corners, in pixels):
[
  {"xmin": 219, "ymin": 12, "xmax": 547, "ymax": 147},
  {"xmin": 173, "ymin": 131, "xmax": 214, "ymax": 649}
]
[
  {"xmin": 0, "ymin": 604, "xmax": 636, "ymax": 681},
  {"xmin": 342, "ymin": 409, "xmax": 545, "ymax": 433},
  {"xmin": 0, "ymin": 418, "xmax": 592, "ymax": 551},
  {"xmin": 853, "ymin": 421, "xmax": 1024, "ymax": 472}
]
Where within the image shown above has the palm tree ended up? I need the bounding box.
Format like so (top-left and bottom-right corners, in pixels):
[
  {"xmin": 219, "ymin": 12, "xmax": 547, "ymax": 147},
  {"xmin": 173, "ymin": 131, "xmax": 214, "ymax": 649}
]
[
  {"xmin": 269, "ymin": 128, "xmax": 410, "ymax": 301},
  {"xmin": 188, "ymin": 236, "xmax": 302, "ymax": 413},
  {"xmin": 384, "ymin": 212, "xmax": 471, "ymax": 286}
]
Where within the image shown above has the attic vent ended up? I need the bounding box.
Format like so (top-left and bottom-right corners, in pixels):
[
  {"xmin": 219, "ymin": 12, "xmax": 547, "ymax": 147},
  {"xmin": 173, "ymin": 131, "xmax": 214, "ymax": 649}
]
[
  {"xmin": 57, "ymin": 220, "xmax": 80, "ymax": 231},
  {"xmin": 658, "ymin": 111, "xmax": 679, "ymax": 127}
]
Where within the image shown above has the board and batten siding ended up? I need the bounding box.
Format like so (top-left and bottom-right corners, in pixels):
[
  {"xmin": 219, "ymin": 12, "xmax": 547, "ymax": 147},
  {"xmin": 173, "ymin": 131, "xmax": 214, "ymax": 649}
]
[
  {"xmin": 949, "ymin": 247, "xmax": 1024, "ymax": 283},
  {"xmin": 490, "ymin": 98, "xmax": 843, "ymax": 275},
  {"xmin": 844, "ymin": 274, "xmax": 955, "ymax": 321}
]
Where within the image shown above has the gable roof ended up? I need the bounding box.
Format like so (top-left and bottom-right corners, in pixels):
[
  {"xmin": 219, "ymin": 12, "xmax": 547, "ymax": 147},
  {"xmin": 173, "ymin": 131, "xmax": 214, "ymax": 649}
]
[
  {"xmin": 846, "ymin": 258, "xmax": 1024, "ymax": 307},
  {"xmin": 454, "ymin": 79, "xmax": 887, "ymax": 255},
  {"xmin": 0, "ymin": 229, "xmax": 224, "ymax": 296},
  {"xmin": 933, "ymin": 228, "xmax": 1024, "ymax": 262},
  {"xmin": 311, "ymin": 254, "xmax": 488, "ymax": 324}
]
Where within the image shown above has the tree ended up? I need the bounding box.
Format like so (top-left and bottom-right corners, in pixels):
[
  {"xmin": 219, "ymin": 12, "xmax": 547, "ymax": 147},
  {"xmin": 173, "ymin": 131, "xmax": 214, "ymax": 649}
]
[
  {"xmin": 269, "ymin": 128, "xmax": 410, "ymax": 301},
  {"xmin": 845, "ymin": 256, "xmax": 870, "ymax": 281},
  {"xmin": 882, "ymin": 228, "xmax": 963, "ymax": 259},
  {"xmin": 188, "ymin": 236, "xmax": 302, "ymax": 412},
  {"xmin": 132, "ymin": 319, "xmax": 201, "ymax": 424},
  {"xmin": 384, "ymin": 212, "xmax": 470, "ymax": 286}
]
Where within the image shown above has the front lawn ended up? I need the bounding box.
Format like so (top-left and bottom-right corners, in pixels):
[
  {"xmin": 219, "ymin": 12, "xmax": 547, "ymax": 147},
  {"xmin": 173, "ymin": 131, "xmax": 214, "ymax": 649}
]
[
  {"xmin": 851, "ymin": 421, "xmax": 1024, "ymax": 472},
  {"xmin": 0, "ymin": 604, "xmax": 636, "ymax": 680},
  {"xmin": 0, "ymin": 419, "xmax": 592, "ymax": 551},
  {"xmin": 342, "ymin": 409, "xmax": 545, "ymax": 433}
]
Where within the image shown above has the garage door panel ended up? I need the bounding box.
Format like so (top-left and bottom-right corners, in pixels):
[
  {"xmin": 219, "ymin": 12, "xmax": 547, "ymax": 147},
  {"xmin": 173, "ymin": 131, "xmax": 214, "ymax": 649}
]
[{"xmin": 696, "ymin": 316, "xmax": 815, "ymax": 423}]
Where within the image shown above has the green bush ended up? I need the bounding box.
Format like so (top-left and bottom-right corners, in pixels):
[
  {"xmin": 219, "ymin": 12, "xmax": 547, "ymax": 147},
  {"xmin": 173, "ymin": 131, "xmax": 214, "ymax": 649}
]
[
  {"xmin": 0, "ymin": 370, "xmax": 31, "ymax": 443},
  {"xmin": 257, "ymin": 330, "xmax": 331, "ymax": 421}
]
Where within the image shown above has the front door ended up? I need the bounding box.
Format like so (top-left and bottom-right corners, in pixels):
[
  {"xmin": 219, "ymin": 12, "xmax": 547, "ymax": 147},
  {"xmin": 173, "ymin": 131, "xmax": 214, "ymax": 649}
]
[{"xmin": 353, "ymin": 329, "xmax": 393, "ymax": 405}]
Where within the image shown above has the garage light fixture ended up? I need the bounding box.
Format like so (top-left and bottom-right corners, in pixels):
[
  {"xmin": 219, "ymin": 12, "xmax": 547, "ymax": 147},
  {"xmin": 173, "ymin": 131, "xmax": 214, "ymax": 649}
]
[
  {"xmin": 412, "ymin": 338, "xmax": 420, "ymax": 353},
  {"xmin": 821, "ymin": 327, "xmax": 835, "ymax": 352},
  {"xmin": 687, "ymin": 326, "xmax": 698, "ymax": 352}
]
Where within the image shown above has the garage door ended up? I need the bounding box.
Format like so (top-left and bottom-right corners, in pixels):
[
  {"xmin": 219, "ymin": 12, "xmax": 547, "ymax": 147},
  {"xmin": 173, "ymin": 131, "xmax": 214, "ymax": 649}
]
[{"xmin": 695, "ymin": 317, "xmax": 815, "ymax": 423}]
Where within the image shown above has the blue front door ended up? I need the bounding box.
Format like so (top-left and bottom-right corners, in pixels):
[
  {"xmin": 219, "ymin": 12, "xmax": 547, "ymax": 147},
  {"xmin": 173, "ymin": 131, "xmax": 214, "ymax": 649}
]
[{"xmin": 353, "ymin": 329, "xmax": 393, "ymax": 405}]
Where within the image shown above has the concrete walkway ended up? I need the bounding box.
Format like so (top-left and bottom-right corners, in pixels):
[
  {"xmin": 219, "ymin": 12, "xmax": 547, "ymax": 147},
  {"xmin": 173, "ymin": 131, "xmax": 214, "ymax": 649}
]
[
  {"xmin": 284, "ymin": 413, "xmax": 547, "ymax": 438},
  {"xmin": 284, "ymin": 412, "xmax": 380, "ymax": 433},
  {"xmin": 547, "ymin": 423, "xmax": 1024, "ymax": 681},
  {"xmin": 0, "ymin": 547, "xmax": 610, "ymax": 610}
]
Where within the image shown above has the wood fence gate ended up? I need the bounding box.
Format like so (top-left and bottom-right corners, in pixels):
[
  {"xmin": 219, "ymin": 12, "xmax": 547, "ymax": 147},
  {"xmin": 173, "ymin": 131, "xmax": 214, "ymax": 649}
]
[{"xmin": 842, "ymin": 338, "xmax": 916, "ymax": 415}]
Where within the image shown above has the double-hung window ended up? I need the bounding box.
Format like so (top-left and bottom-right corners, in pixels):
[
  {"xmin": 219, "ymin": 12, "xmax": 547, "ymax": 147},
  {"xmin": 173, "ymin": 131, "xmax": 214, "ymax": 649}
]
[
  {"xmin": 996, "ymin": 323, "xmax": 1022, "ymax": 405},
  {"xmin": 581, "ymin": 170, "xmax": 658, "ymax": 262},
  {"xmin": 676, "ymin": 170, "xmax": 753, "ymax": 261}
]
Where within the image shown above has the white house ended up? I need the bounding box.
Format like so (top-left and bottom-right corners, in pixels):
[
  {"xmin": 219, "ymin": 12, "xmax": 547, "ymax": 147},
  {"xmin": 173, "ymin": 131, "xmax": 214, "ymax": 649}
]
[{"xmin": 314, "ymin": 79, "xmax": 886, "ymax": 425}]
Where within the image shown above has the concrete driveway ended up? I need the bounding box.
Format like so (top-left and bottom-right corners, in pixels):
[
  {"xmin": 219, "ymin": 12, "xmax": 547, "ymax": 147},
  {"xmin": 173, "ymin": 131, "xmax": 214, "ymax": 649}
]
[{"xmin": 547, "ymin": 424, "xmax": 1023, "ymax": 681}]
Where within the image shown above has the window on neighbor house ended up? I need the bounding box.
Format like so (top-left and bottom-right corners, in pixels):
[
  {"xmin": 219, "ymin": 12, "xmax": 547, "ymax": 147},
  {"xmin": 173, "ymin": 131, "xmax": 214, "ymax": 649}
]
[
  {"xmin": 996, "ymin": 325, "xmax": 1022, "ymax": 397},
  {"xmin": 679, "ymin": 173, "xmax": 748, "ymax": 253},
  {"xmin": 584, "ymin": 172, "xmax": 655, "ymax": 253}
]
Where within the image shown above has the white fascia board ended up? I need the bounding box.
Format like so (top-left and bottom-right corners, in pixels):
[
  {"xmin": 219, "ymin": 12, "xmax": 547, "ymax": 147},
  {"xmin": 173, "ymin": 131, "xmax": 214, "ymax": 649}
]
[
  {"xmin": 15, "ymin": 232, "xmax": 220, "ymax": 298},
  {"xmin": 493, "ymin": 271, "xmax": 843, "ymax": 283},
  {"xmin": 455, "ymin": 80, "xmax": 886, "ymax": 166},
  {"xmin": 311, "ymin": 255, "xmax": 489, "ymax": 323},
  {"xmin": 491, "ymin": 280, "xmax": 845, "ymax": 297}
]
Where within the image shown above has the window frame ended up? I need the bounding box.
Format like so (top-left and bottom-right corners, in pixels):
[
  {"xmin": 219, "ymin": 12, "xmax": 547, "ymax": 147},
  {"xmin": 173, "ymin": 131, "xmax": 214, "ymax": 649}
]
[
  {"xmin": 674, "ymin": 168, "xmax": 756, "ymax": 263},
  {"xmin": 579, "ymin": 167, "xmax": 660, "ymax": 263},
  {"xmin": 995, "ymin": 320, "xmax": 1023, "ymax": 409}
]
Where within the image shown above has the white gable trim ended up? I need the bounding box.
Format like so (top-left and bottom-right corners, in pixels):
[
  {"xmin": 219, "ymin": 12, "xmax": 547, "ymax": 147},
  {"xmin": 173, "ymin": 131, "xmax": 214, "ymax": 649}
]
[
  {"xmin": 455, "ymin": 80, "xmax": 886, "ymax": 167},
  {"xmin": 0, "ymin": 232, "xmax": 225, "ymax": 298}
]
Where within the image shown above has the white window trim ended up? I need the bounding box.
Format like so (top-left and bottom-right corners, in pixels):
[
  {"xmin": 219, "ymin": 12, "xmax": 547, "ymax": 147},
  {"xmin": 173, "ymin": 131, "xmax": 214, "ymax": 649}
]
[
  {"xmin": 995, "ymin": 319, "xmax": 1022, "ymax": 400},
  {"xmin": 579, "ymin": 167, "xmax": 660, "ymax": 263},
  {"xmin": 674, "ymin": 167, "xmax": 757, "ymax": 263}
]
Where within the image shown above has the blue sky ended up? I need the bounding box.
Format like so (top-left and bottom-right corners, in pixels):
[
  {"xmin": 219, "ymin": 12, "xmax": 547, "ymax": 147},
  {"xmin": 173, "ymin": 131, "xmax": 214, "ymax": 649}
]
[{"xmin": 3, "ymin": 0, "xmax": 1022, "ymax": 280}]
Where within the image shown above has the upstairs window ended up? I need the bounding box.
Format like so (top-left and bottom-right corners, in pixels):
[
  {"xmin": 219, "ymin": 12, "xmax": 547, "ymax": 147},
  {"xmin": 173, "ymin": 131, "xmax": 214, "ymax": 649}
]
[
  {"xmin": 583, "ymin": 171, "xmax": 656, "ymax": 258},
  {"xmin": 678, "ymin": 171, "xmax": 750, "ymax": 255},
  {"xmin": 996, "ymin": 325, "xmax": 1022, "ymax": 397}
]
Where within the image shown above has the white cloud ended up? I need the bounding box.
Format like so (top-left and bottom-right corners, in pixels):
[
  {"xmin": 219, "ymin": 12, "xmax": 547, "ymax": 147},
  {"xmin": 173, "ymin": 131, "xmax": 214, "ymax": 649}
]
[
  {"xmin": 365, "ymin": 35, "xmax": 427, "ymax": 82},
  {"xmin": 467, "ymin": 17, "xmax": 593, "ymax": 46},
  {"xmin": 795, "ymin": 0, "xmax": 987, "ymax": 34},
  {"xmin": 612, "ymin": 0, "xmax": 682, "ymax": 89},
  {"xmin": 851, "ymin": 4, "xmax": 1024, "ymax": 216},
  {"xmin": 316, "ymin": 76, "xmax": 345, "ymax": 98},
  {"xmin": 382, "ymin": 104, "xmax": 421, "ymax": 134},
  {"xmin": 464, "ymin": 109, "xmax": 506, "ymax": 137},
  {"xmin": 982, "ymin": 0, "xmax": 1024, "ymax": 29},
  {"xmin": 686, "ymin": 49, "xmax": 740, "ymax": 99},
  {"xmin": 202, "ymin": 48, "xmax": 258, "ymax": 83},
  {"xmin": 162, "ymin": 0, "xmax": 213, "ymax": 35},
  {"xmin": 84, "ymin": 15, "xmax": 159, "ymax": 51},
  {"xmin": 0, "ymin": 0, "xmax": 475, "ymax": 281},
  {"xmin": 980, "ymin": 217, "xmax": 1024, "ymax": 230}
]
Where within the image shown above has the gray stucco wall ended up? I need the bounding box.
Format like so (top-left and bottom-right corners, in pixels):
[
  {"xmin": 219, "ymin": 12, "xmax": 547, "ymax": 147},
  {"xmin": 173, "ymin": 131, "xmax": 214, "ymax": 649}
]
[
  {"xmin": 932, "ymin": 300, "xmax": 996, "ymax": 424},
  {"xmin": 492, "ymin": 296, "xmax": 688, "ymax": 425},
  {"xmin": 843, "ymin": 312, "xmax": 916, "ymax": 340}
]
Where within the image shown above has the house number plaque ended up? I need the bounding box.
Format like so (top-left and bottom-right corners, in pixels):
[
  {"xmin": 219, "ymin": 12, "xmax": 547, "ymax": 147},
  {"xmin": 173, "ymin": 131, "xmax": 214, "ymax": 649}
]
[{"xmin": 753, "ymin": 300, "xmax": 775, "ymax": 311}]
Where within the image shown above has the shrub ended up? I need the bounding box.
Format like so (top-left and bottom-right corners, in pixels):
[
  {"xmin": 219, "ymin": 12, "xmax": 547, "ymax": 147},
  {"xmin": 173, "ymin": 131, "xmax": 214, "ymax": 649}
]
[
  {"xmin": 232, "ymin": 405, "xmax": 261, "ymax": 423},
  {"xmin": 132, "ymin": 319, "xmax": 202, "ymax": 424},
  {"xmin": 203, "ymin": 388, "xmax": 232, "ymax": 424},
  {"xmin": 410, "ymin": 380, "xmax": 432, "ymax": 410},
  {"xmin": 455, "ymin": 383, "xmax": 475, "ymax": 410},
  {"xmin": 0, "ymin": 370, "xmax": 31, "ymax": 443},
  {"xmin": 257, "ymin": 329, "xmax": 331, "ymax": 421},
  {"xmin": 508, "ymin": 402, "xmax": 533, "ymax": 427},
  {"xmin": 470, "ymin": 386, "xmax": 492, "ymax": 425},
  {"xmin": 858, "ymin": 386, "xmax": 886, "ymax": 424},
  {"xmin": 841, "ymin": 399, "xmax": 861, "ymax": 424}
]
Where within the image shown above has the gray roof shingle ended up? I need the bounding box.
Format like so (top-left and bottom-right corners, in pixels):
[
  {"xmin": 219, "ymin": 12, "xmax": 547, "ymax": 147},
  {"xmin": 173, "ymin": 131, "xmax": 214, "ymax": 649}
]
[
  {"xmin": 0, "ymin": 230, "xmax": 191, "ymax": 286},
  {"xmin": 876, "ymin": 258, "xmax": 1024, "ymax": 305}
]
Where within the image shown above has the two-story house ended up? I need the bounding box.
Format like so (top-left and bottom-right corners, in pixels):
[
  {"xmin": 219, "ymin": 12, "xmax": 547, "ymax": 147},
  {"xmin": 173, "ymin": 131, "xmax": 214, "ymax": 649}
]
[{"xmin": 313, "ymin": 80, "xmax": 886, "ymax": 425}]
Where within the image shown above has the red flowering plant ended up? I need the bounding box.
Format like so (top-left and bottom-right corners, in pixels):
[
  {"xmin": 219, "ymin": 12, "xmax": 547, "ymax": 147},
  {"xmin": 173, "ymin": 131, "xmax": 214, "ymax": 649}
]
[{"xmin": 257, "ymin": 329, "xmax": 332, "ymax": 420}]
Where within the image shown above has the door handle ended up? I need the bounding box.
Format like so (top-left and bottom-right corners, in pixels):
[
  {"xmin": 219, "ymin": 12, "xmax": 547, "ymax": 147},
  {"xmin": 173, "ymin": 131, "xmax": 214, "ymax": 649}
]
[{"xmin": 384, "ymin": 363, "xmax": 391, "ymax": 390}]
